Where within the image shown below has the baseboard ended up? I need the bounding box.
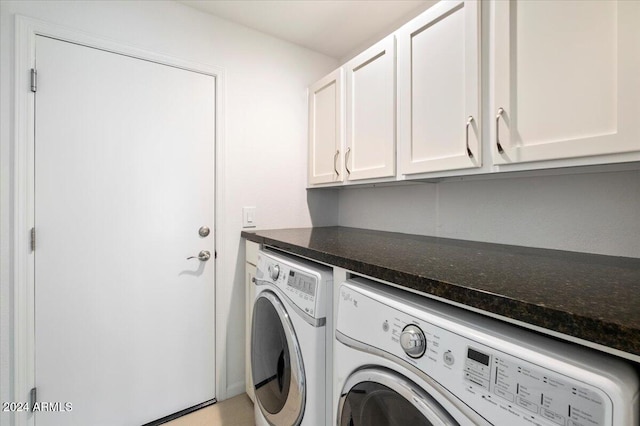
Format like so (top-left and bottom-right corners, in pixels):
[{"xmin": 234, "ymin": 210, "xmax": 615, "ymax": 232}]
[
  {"xmin": 141, "ymin": 398, "xmax": 217, "ymax": 426},
  {"xmin": 226, "ymin": 380, "xmax": 246, "ymax": 399}
]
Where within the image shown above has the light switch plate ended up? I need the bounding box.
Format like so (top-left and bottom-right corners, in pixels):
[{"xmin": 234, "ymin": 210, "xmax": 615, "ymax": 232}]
[{"xmin": 242, "ymin": 206, "xmax": 257, "ymax": 228}]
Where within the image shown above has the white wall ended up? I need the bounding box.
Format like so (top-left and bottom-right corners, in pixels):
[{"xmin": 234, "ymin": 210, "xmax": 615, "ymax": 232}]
[
  {"xmin": 338, "ymin": 169, "xmax": 640, "ymax": 258},
  {"xmin": 0, "ymin": 0, "xmax": 338, "ymax": 417}
]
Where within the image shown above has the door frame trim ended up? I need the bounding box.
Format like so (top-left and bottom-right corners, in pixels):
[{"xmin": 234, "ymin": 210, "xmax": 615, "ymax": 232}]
[{"xmin": 12, "ymin": 15, "xmax": 227, "ymax": 426}]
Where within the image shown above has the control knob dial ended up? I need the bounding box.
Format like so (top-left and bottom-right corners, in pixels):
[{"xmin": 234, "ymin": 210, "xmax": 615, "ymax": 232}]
[
  {"xmin": 400, "ymin": 325, "xmax": 426, "ymax": 358},
  {"xmin": 269, "ymin": 264, "xmax": 280, "ymax": 281}
]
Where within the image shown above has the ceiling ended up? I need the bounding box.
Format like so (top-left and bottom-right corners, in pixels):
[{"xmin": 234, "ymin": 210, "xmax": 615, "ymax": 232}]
[{"xmin": 179, "ymin": 0, "xmax": 435, "ymax": 60}]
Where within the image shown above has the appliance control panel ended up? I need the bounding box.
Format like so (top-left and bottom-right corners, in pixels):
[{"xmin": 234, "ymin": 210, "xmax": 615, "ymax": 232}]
[
  {"xmin": 255, "ymin": 251, "xmax": 328, "ymax": 319},
  {"xmin": 336, "ymin": 280, "xmax": 636, "ymax": 426},
  {"xmin": 462, "ymin": 347, "xmax": 606, "ymax": 426}
]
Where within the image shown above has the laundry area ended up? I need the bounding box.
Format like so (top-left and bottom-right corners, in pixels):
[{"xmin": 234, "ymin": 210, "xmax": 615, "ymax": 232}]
[{"xmin": 1, "ymin": 1, "xmax": 639, "ymax": 426}]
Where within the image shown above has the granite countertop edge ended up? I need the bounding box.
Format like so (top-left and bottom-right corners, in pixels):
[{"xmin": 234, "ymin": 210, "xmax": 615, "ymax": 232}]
[{"xmin": 241, "ymin": 228, "xmax": 640, "ymax": 358}]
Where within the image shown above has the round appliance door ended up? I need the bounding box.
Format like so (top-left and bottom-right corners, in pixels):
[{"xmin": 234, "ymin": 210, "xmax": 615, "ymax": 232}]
[
  {"xmin": 338, "ymin": 368, "xmax": 460, "ymax": 426},
  {"xmin": 251, "ymin": 290, "xmax": 305, "ymax": 426}
]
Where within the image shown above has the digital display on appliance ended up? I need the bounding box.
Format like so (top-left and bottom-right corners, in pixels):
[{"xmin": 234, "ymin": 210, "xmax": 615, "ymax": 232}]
[
  {"xmin": 467, "ymin": 348, "xmax": 490, "ymax": 366},
  {"xmin": 287, "ymin": 272, "xmax": 316, "ymax": 296}
]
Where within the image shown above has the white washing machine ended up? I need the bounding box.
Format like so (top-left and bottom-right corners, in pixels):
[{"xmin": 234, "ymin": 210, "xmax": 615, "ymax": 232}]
[
  {"xmin": 251, "ymin": 248, "xmax": 333, "ymax": 426},
  {"xmin": 335, "ymin": 277, "xmax": 639, "ymax": 426}
]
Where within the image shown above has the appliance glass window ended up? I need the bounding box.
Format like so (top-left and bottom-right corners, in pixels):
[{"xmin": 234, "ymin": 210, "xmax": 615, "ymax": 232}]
[
  {"xmin": 251, "ymin": 297, "xmax": 292, "ymax": 414},
  {"xmin": 340, "ymin": 381, "xmax": 435, "ymax": 426}
]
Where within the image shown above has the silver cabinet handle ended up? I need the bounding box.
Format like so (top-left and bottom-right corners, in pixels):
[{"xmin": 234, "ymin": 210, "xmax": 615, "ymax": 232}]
[
  {"xmin": 345, "ymin": 147, "xmax": 352, "ymax": 176},
  {"xmin": 466, "ymin": 116, "xmax": 474, "ymax": 158},
  {"xmin": 496, "ymin": 108, "xmax": 505, "ymax": 154},
  {"xmin": 187, "ymin": 250, "xmax": 211, "ymax": 261},
  {"xmin": 333, "ymin": 150, "xmax": 340, "ymax": 177}
]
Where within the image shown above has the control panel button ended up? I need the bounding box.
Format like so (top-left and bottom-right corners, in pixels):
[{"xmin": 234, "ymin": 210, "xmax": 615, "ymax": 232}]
[
  {"xmin": 400, "ymin": 325, "xmax": 426, "ymax": 358},
  {"xmin": 382, "ymin": 320, "xmax": 389, "ymax": 332},
  {"xmin": 443, "ymin": 350, "xmax": 455, "ymax": 366}
]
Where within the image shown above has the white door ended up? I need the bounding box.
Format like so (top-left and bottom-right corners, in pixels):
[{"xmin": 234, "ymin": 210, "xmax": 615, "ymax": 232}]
[
  {"xmin": 34, "ymin": 36, "xmax": 215, "ymax": 425},
  {"xmin": 492, "ymin": 0, "xmax": 640, "ymax": 165},
  {"xmin": 308, "ymin": 69, "xmax": 344, "ymax": 186},
  {"xmin": 397, "ymin": 0, "xmax": 480, "ymax": 175},
  {"xmin": 344, "ymin": 35, "xmax": 396, "ymax": 181}
]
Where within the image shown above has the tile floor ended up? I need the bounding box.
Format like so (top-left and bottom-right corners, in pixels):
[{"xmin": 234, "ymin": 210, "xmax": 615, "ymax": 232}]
[{"xmin": 164, "ymin": 393, "xmax": 255, "ymax": 426}]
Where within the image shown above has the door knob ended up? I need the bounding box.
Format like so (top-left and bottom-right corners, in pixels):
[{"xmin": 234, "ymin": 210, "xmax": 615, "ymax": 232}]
[{"xmin": 187, "ymin": 250, "xmax": 211, "ymax": 261}]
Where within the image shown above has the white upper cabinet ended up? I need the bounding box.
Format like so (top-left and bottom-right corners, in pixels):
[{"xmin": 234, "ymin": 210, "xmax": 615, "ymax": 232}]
[
  {"xmin": 398, "ymin": 0, "xmax": 481, "ymax": 175},
  {"xmin": 308, "ymin": 69, "xmax": 343, "ymax": 185},
  {"xmin": 344, "ymin": 35, "xmax": 396, "ymax": 181},
  {"xmin": 308, "ymin": 0, "xmax": 640, "ymax": 188},
  {"xmin": 492, "ymin": 0, "xmax": 640, "ymax": 166}
]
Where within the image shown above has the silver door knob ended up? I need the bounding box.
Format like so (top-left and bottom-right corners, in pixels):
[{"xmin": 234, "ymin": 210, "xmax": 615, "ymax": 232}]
[
  {"xmin": 198, "ymin": 226, "xmax": 210, "ymax": 237},
  {"xmin": 187, "ymin": 250, "xmax": 211, "ymax": 261}
]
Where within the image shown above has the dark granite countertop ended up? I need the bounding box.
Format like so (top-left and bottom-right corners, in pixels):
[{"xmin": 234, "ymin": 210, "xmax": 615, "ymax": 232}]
[{"xmin": 242, "ymin": 227, "xmax": 640, "ymax": 362}]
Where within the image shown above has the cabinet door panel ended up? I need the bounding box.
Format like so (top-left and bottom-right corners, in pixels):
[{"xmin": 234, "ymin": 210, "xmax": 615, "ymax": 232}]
[
  {"xmin": 493, "ymin": 0, "xmax": 640, "ymax": 165},
  {"xmin": 345, "ymin": 35, "xmax": 396, "ymax": 181},
  {"xmin": 398, "ymin": 0, "xmax": 480, "ymax": 175},
  {"xmin": 309, "ymin": 69, "xmax": 343, "ymax": 185}
]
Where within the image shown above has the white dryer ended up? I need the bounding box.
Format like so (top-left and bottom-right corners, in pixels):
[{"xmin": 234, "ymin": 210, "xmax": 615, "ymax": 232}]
[
  {"xmin": 335, "ymin": 278, "xmax": 639, "ymax": 426},
  {"xmin": 251, "ymin": 248, "xmax": 333, "ymax": 426}
]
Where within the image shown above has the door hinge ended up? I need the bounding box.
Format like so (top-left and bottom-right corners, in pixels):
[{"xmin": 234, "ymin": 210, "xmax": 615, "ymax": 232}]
[
  {"xmin": 214, "ymin": 251, "xmax": 217, "ymax": 259},
  {"xmin": 30, "ymin": 68, "xmax": 37, "ymax": 93},
  {"xmin": 30, "ymin": 227, "xmax": 36, "ymax": 252},
  {"xmin": 30, "ymin": 387, "xmax": 37, "ymax": 407}
]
